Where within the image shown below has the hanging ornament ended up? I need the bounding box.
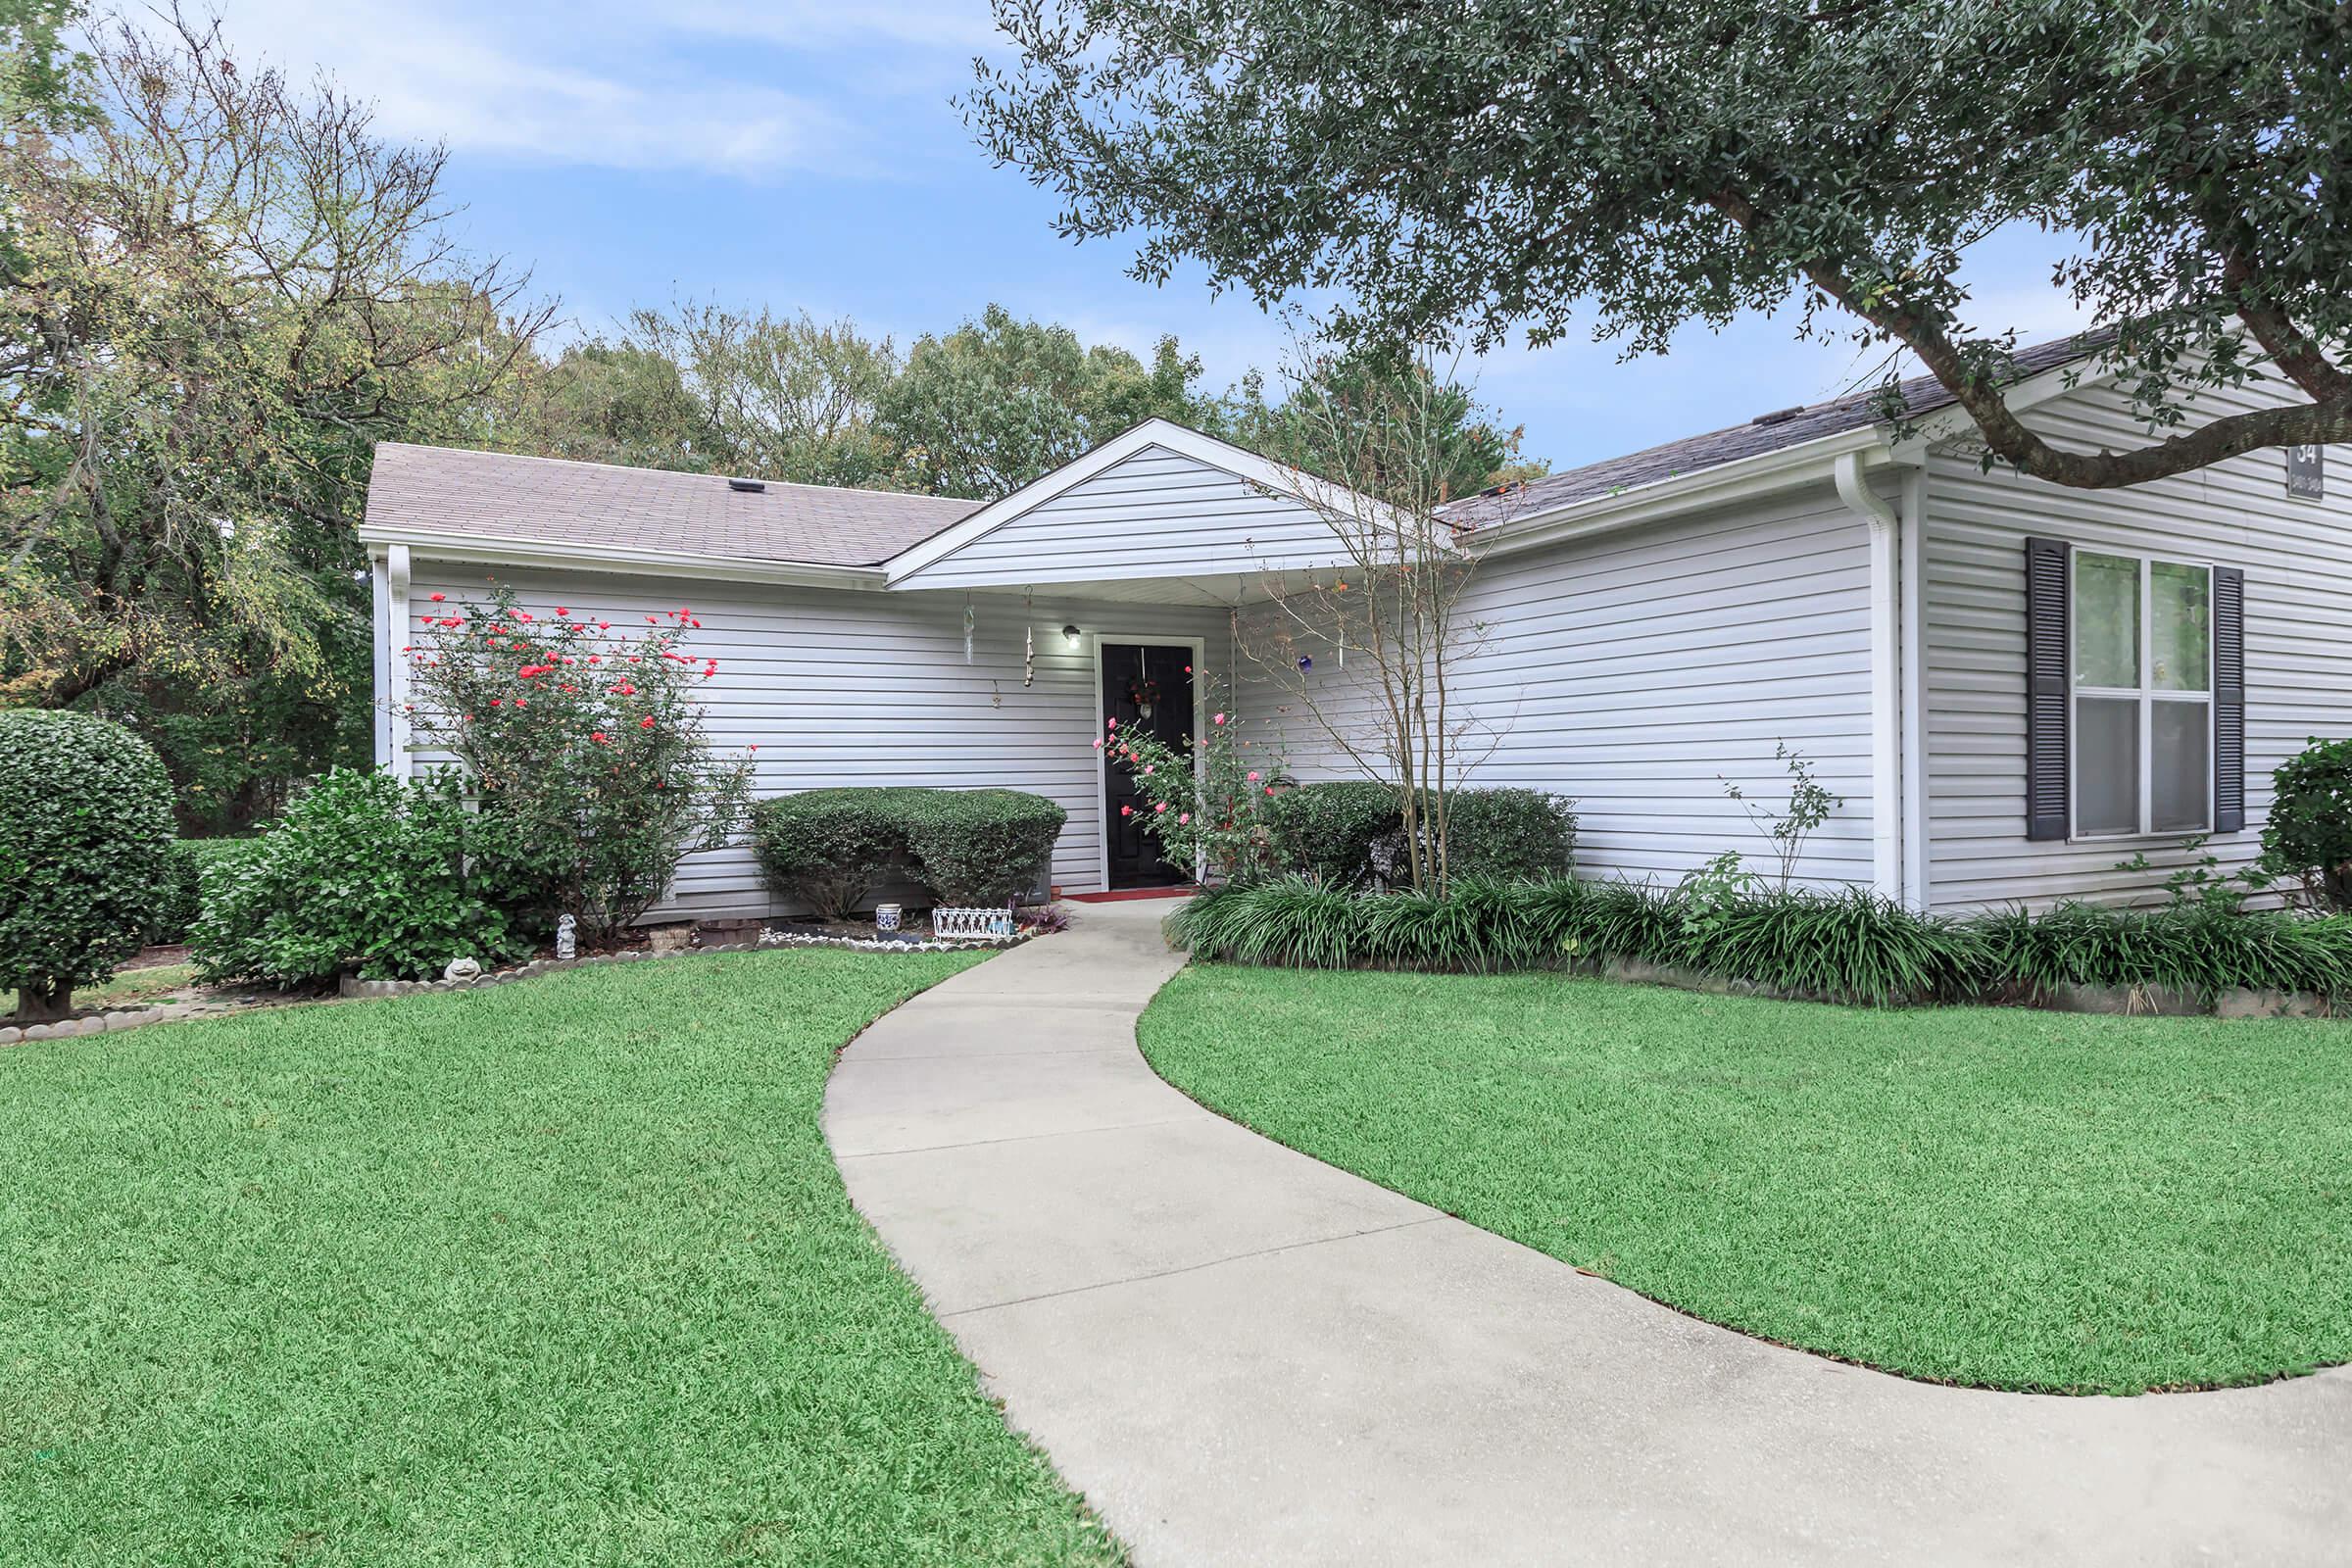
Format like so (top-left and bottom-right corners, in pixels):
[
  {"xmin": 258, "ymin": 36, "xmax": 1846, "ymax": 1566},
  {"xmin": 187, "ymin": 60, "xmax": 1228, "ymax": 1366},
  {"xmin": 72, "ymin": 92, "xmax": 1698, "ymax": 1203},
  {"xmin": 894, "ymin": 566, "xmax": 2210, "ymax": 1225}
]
[
  {"xmin": 963, "ymin": 599, "xmax": 975, "ymax": 665},
  {"xmin": 1022, "ymin": 588, "xmax": 1036, "ymax": 687}
]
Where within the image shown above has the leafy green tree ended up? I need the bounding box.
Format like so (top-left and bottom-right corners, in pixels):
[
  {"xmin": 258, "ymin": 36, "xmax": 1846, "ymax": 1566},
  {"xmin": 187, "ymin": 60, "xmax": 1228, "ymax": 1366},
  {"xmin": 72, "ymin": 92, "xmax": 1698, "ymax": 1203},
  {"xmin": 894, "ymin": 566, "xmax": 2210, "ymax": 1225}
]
[
  {"xmin": 624, "ymin": 303, "xmax": 906, "ymax": 488},
  {"xmin": 1222, "ymin": 349, "xmax": 1540, "ymax": 503},
  {"xmin": 878, "ymin": 303, "xmax": 1217, "ymax": 498},
  {"xmin": 498, "ymin": 338, "xmax": 712, "ymax": 474},
  {"xmin": 970, "ymin": 0, "xmax": 2352, "ymax": 490},
  {"xmin": 0, "ymin": 9, "xmax": 552, "ymax": 797}
]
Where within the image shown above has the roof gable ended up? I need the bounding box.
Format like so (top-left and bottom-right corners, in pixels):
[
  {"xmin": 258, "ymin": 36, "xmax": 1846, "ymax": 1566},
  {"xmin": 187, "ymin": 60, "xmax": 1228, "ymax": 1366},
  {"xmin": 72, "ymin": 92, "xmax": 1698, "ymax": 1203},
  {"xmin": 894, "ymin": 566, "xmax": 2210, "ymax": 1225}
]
[{"xmin": 885, "ymin": 418, "xmax": 1363, "ymax": 589}]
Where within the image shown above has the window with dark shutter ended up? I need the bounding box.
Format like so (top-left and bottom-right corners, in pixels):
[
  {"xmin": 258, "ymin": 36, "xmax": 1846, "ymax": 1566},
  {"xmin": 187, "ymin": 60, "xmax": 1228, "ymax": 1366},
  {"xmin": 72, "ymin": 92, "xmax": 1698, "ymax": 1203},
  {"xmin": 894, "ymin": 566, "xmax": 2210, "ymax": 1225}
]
[
  {"xmin": 2213, "ymin": 566, "xmax": 2246, "ymax": 833},
  {"xmin": 2024, "ymin": 537, "xmax": 2071, "ymax": 841}
]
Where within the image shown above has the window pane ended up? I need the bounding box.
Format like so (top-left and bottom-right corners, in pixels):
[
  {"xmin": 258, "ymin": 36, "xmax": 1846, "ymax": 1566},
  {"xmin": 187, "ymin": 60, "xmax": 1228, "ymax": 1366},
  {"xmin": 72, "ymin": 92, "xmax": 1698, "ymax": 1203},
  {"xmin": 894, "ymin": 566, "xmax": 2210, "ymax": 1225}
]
[
  {"xmin": 2152, "ymin": 700, "xmax": 2211, "ymax": 832},
  {"xmin": 2075, "ymin": 553, "xmax": 2139, "ymax": 689},
  {"xmin": 2150, "ymin": 561, "xmax": 2210, "ymax": 691},
  {"xmin": 2077, "ymin": 697, "xmax": 2139, "ymax": 835}
]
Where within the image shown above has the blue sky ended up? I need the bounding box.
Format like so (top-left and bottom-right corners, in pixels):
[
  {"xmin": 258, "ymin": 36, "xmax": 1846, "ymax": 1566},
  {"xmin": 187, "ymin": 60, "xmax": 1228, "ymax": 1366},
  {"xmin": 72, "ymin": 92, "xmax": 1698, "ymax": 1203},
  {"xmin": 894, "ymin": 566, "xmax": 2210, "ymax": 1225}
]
[{"xmin": 210, "ymin": 0, "xmax": 2090, "ymax": 473}]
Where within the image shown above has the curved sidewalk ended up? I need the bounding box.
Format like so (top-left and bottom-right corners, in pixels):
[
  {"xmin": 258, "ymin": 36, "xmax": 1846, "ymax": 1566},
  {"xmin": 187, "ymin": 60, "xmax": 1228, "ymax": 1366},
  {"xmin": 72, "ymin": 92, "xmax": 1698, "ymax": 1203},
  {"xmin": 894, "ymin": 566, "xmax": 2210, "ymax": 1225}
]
[{"xmin": 824, "ymin": 899, "xmax": 2352, "ymax": 1565}]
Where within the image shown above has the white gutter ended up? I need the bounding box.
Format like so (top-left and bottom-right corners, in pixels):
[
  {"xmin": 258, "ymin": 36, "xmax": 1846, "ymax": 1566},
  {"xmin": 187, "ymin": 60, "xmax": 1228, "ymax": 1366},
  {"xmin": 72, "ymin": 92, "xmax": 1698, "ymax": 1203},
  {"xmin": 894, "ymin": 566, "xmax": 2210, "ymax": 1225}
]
[
  {"xmin": 359, "ymin": 525, "xmax": 889, "ymax": 591},
  {"xmin": 1832, "ymin": 450, "xmax": 1918, "ymax": 906},
  {"xmin": 1465, "ymin": 423, "xmax": 1888, "ymax": 558}
]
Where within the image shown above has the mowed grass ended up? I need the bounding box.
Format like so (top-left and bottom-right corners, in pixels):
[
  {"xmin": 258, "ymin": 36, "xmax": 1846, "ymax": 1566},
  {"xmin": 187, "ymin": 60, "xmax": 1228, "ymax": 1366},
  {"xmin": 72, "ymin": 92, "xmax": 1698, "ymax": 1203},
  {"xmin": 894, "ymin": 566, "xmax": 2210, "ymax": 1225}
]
[
  {"xmin": 1139, "ymin": 964, "xmax": 2352, "ymax": 1395},
  {"xmin": 0, "ymin": 950, "xmax": 1123, "ymax": 1567}
]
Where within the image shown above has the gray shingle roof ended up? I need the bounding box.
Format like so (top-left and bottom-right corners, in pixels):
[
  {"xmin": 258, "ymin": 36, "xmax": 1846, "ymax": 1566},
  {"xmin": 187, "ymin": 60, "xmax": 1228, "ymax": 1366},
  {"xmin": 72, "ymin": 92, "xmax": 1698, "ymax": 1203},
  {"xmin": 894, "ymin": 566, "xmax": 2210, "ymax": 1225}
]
[
  {"xmin": 1446, "ymin": 336, "xmax": 2100, "ymax": 525},
  {"xmin": 364, "ymin": 443, "xmax": 984, "ymax": 567}
]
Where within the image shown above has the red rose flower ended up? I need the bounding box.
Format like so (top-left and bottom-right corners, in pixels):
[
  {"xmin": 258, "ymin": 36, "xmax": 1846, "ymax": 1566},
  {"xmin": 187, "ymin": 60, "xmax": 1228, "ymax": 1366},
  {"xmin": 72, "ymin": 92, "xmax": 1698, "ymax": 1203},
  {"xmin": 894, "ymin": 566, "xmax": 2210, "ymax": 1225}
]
[{"xmin": 640, "ymin": 714, "xmax": 656, "ymax": 729}]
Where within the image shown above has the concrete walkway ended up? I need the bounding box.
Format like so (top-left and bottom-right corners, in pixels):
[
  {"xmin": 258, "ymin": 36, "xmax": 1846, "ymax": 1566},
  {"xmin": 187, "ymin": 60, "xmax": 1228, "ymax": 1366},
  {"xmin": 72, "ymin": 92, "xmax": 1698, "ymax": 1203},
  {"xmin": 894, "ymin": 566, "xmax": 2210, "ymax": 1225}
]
[{"xmin": 825, "ymin": 899, "xmax": 2352, "ymax": 1565}]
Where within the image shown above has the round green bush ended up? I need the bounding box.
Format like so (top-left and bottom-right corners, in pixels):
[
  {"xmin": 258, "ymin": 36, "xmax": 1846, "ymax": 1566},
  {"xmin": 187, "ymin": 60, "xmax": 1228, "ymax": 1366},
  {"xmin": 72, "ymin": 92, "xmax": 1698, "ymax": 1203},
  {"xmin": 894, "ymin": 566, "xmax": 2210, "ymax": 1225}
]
[
  {"xmin": 900, "ymin": 789, "xmax": 1068, "ymax": 906},
  {"xmin": 752, "ymin": 788, "xmax": 923, "ymax": 920},
  {"xmin": 1444, "ymin": 788, "xmax": 1578, "ymax": 881},
  {"xmin": 2260, "ymin": 735, "xmax": 2352, "ymax": 910},
  {"xmin": 1263, "ymin": 780, "xmax": 1400, "ymax": 887},
  {"xmin": 0, "ymin": 710, "xmax": 176, "ymax": 1018}
]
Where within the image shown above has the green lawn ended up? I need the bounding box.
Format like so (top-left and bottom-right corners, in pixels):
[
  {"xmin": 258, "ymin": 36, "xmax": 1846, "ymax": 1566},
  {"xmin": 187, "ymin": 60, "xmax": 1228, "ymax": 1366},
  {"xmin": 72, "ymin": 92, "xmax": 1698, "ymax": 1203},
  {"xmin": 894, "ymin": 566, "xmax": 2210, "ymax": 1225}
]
[
  {"xmin": 1139, "ymin": 965, "xmax": 2352, "ymax": 1395},
  {"xmin": 0, "ymin": 950, "xmax": 1121, "ymax": 1567}
]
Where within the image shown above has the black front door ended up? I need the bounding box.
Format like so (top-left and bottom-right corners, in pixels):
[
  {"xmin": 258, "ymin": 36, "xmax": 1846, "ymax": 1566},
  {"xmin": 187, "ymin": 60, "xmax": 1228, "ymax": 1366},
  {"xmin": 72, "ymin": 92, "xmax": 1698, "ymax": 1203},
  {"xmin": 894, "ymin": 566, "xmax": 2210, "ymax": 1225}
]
[{"xmin": 1101, "ymin": 643, "xmax": 1196, "ymax": 888}]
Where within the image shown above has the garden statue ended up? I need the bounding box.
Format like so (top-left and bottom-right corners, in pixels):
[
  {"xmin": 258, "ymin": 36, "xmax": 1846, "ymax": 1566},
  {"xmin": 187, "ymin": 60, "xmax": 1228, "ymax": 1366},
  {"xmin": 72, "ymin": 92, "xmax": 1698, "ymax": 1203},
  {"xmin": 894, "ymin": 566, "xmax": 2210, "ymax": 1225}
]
[
  {"xmin": 555, "ymin": 913, "xmax": 577, "ymax": 961},
  {"xmin": 443, "ymin": 956, "xmax": 482, "ymax": 985}
]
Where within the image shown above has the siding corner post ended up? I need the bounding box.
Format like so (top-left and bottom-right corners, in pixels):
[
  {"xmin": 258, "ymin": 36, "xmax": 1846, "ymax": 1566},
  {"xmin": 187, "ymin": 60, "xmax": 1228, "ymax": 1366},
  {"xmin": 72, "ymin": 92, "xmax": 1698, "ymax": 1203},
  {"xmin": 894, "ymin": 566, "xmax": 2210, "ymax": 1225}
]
[
  {"xmin": 1832, "ymin": 451, "xmax": 1909, "ymax": 904},
  {"xmin": 385, "ymin": 544, "xmax": 414, "ymax": 779}
]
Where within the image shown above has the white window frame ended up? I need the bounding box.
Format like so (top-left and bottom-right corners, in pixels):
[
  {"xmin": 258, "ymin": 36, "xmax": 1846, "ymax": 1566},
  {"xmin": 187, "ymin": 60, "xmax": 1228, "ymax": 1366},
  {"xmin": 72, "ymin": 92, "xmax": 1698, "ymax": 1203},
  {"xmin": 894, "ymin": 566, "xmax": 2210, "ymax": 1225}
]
[{"xmin": 2067, "ymin": 548, "xmax": 2215, "ymax": 841}]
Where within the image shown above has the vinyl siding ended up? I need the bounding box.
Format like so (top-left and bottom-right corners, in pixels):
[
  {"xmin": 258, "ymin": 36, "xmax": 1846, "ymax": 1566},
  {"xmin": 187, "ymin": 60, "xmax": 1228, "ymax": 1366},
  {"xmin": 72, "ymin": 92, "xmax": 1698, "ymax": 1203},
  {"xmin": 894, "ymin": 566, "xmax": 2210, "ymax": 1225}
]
[
  {"xmin": 894, "ymin": 444, "xmax": 1348, "ymax": 589},
  {"xmin": 1236, "ymin": 488, "xmax": 1883, "ymax": 890},
  {"xmin": 394, "ymin": 562, "xmax": 1231, "ymax": 918},
  {"xmin": 1922, "ymin": 381, "xmax": 2352, "ymax": 910}
]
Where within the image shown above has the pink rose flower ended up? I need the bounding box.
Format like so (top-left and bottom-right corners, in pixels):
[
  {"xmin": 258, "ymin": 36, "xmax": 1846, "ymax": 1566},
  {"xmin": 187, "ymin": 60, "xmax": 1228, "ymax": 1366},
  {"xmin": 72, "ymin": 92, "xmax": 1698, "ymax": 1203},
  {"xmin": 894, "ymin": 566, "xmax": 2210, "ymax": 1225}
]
[
  {"xmin": 1120, "ymin": 805, "xmax": 1133, "ymax": 817},
  {"xmin": 1093, "ymin": 737, "xmax": 1103, "ymax": 750},
  {"xmin": 1154, "ymin": 802, "xmax": 1167, "ymax": 813},
  {"xmin": 1178, "ymin": 812, "xmax": 1191, "ymax": 825},
  {"xmin": 1247, "ymin": 770, "xmax": 1260, "ymax": 781},
  {"xmin": 1212, "ymin": 711, "xmax": 1227, "ymax": 725}
]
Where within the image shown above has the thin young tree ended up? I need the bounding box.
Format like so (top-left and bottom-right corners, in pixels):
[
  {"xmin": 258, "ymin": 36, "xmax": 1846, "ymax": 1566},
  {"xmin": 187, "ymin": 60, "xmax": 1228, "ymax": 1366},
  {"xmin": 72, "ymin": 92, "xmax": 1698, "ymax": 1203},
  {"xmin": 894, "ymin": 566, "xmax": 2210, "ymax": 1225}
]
[{"xmin": 1240, "ymin": 348, "xmax": 1532, "ymax": 893}]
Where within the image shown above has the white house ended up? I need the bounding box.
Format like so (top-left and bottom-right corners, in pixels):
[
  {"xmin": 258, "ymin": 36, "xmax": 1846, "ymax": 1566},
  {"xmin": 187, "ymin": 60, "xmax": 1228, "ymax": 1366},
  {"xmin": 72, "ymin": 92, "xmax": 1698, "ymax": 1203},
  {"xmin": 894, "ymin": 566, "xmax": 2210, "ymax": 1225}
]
[{"xmin": 364, "ymin": 341, "xmax": 2352, "ymax": 916}]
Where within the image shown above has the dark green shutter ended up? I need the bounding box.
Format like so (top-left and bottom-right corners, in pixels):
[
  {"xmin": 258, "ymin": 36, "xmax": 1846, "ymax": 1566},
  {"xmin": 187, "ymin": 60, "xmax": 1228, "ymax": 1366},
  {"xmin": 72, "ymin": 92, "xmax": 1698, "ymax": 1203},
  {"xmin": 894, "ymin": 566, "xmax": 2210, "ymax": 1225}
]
[
  {"xmin": 2024, "ymin": 537, "xmax": 2071, "ymax": 841},
  {"xmin": 2214, "ymin": 565, "xmax": 2246, "ymax": 833}
]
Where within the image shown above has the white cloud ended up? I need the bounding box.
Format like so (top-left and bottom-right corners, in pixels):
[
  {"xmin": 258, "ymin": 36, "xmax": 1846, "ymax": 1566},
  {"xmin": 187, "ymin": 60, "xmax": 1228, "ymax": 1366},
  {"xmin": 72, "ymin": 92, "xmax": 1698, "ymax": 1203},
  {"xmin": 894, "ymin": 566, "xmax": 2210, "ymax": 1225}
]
[{"xmin": 183, "ymin": 0, "xmax": 983, "ymax": 176}]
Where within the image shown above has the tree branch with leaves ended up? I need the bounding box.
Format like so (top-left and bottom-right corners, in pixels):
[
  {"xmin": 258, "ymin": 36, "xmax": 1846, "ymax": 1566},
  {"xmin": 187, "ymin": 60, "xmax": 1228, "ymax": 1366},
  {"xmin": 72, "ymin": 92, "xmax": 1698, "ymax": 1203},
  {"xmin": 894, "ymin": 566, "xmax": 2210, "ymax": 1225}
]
[{"xmin": 969, "ymin": 0, "xmax": 2352, "ymax": 493}]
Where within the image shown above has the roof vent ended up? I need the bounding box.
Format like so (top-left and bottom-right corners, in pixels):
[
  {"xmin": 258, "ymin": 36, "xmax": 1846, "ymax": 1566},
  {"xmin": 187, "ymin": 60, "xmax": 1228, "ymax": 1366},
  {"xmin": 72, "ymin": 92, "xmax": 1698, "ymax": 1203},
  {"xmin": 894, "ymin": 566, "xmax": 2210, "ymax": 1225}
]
[
  {"xmin": 726, "ymin": 477, "xmax": 766, "ymax": 494},
  {"xmin": 1750, "ymin": 406, "xmax": 1806, "ymax": 426}
]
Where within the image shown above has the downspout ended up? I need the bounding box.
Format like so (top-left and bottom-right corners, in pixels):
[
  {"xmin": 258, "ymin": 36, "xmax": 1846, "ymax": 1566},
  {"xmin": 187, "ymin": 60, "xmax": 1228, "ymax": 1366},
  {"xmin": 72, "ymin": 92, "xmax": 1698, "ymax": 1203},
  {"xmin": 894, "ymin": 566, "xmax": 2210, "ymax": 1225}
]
[
  {"xmin": 385, "ymin": 544, "xmax": 414, "ymax": 780},
  {"xmin": 1897, "ymin": 467, "xmax": 1930, "ymax": 911},
  {"xmin": 1832, "ymin": 452, "xmax": 1909, "ymax": 905}
]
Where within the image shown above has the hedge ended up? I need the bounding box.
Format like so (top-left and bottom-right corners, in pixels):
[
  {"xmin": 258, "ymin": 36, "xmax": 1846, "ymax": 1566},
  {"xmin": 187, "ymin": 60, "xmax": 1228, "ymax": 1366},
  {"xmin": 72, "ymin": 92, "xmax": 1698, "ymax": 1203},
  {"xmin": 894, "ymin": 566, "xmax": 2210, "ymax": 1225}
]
[
  {"xmin": 1170, "ymin": 875, "xmax": 2352, "ymax": 1006},
  {"xmin": 753, "ymin": 786, "xmax": 1067, "ymax": 912},
  {"xmin": 1262, "ymin": 781, "xmax": 1397, "ymax": 887},
  {"xmin": 190, "ymin": 769, "xmax": 524, "ymax": 986},
  {"xmin": 0, "ymin": 710, "xmax": 177, "ymax": 1018},
  {"xmin": 752, "ymin": 788, "xmax": 923, "ymax": 920},
  {"xmin": 1444, "ymin": 789, "xmax": 1577, "ymax": 881},
  {"xmin": 145, "ymin": 838, "xmax": 257, "ymax": 944},
  {"xmin": 1261, "ymin": 783, "xmax": 1578, "ymax": 887}
]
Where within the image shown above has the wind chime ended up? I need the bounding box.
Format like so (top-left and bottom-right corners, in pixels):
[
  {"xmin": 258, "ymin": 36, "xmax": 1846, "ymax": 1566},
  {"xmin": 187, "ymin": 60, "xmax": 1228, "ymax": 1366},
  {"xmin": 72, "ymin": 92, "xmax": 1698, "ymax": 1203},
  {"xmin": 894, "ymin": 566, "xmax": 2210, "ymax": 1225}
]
[
  {"xmin": 962, "ymin": 598, "xmax": 975, "ymax": 664},
  {"xmin": 1022, "ymin": 587, "xmax": 1036, "ymax": 688}
]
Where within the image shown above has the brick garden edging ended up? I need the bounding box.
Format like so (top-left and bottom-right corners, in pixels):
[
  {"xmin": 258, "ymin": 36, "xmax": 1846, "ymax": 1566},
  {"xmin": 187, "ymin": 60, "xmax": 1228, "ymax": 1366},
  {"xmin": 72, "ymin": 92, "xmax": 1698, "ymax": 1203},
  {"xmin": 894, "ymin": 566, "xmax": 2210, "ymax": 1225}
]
[{"xmin": 0, "ymin": 929, "xmax": 1033, "ymax": 1048}]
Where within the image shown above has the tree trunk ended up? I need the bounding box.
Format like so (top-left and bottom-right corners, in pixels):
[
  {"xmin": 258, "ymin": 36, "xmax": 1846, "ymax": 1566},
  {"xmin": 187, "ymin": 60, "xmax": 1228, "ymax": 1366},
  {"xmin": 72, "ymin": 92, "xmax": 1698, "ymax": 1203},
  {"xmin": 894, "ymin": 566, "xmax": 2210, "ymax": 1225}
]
[{"xmin": 15, "ymin": 980, "xmax": 73, "ymax": 1023}]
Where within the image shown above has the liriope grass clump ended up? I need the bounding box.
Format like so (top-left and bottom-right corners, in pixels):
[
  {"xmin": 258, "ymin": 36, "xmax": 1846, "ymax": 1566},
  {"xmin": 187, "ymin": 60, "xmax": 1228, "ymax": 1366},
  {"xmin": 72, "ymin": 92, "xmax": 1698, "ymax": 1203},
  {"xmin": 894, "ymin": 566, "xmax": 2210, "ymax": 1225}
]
[
  {"xmin": 1977, "ymin": 902, "xmax": 2352, "ymax": 1003},
  {"xmin": 1171, "ymin": 876, "xmax": 2352, "ymax": 1007}
]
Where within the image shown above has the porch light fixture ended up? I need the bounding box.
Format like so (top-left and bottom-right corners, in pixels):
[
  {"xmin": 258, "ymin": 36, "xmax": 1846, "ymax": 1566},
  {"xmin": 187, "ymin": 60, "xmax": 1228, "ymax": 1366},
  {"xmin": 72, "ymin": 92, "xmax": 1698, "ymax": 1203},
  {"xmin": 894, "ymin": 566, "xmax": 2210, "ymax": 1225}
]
[{"xmin": 1061, "ymin": 624, "xmax": 1082, "ymax": 648}]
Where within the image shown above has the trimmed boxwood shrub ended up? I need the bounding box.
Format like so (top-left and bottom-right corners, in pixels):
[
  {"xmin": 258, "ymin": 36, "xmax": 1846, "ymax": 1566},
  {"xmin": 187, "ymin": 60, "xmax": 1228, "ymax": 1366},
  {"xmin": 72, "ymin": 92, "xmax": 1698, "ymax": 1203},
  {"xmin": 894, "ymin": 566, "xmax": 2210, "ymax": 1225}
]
[
  {"xmin": 752, "ymin": 788, "xmax": 921, "ymax": 920},
  {"xmin": 1443, "ymin": 789, "xmax": 1577, "ymax": 881},
  {"xmin": 2260, "ymin": 735, "xmax": 2352, "ymax": 910},
  {"xmin": 191, "ymin": 769, "xmax": 524, "ymax": 986},
  {"xmin": 1263, "ymin": 781, "xmax": 1399, "ymax": 886},
  {"xmin": 1170, "ymin": 875, "xmax": 2352, "ymax": 1007},
  {"xmin": 901, "ymin": 789, "xmax": 1068, "ymax": 906},
  {"xmin": 751, "ymin": 786, "xmax": 1068, "ymax": 912},
  {"xmin": 0, "ymin": 710, "xmax": 177, "ymax": 1019}
]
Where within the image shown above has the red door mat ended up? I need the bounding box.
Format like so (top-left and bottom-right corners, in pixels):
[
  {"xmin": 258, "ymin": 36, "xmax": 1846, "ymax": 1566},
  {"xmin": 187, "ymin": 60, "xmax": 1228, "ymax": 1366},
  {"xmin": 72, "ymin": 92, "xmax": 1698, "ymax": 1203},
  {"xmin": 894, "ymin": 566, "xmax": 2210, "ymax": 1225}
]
[{"xmin": 1063, "ymin": 886, "xmax": 1200, "ymax": 904}]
